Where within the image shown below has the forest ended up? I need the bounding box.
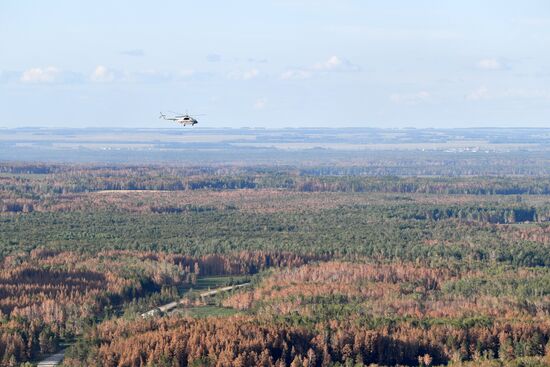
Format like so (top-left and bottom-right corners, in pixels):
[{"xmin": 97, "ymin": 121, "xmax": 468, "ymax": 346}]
[{"xmin": 1, "ymin": 162, "xmax": 550, "ymax": 366}]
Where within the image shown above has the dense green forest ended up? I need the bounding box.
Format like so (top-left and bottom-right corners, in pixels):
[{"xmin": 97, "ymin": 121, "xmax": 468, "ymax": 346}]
[{"xmin": 1, "ymin": 163, "xmax": 550, "ymax": 366}]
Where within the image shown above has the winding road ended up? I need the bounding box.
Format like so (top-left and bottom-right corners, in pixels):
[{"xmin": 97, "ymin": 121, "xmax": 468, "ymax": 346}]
[{"xmin": 37, "ymin": 350, "xmax": 65, "ymax": 366}]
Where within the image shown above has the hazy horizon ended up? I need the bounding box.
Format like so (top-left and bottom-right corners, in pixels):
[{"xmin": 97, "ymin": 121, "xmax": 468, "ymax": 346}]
[{"xmin": 2, "ymin": 125, "xmax": 550, "ymax": 131}]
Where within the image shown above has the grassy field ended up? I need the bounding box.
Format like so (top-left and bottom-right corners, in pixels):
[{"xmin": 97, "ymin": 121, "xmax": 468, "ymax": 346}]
[
  {"xmin": 172, "ymin": 275, "xmax": 252, "ymax": 318},
  {"xmin": 179, "ymin": 275, "xmax": 252, "ymax": 294},
  {"xmin": 176, "ymin": 305, "xmax": 240, "ymax": 318}
]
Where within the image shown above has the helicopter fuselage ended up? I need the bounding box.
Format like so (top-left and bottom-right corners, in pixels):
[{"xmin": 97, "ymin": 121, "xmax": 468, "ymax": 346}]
[
  {"xmin": 160, "ymin": 112, "xmax": 198, "ymax": 126},
  {"xmin": 175, "ymin": 116, "xmax": 198, "ymax": 126}
]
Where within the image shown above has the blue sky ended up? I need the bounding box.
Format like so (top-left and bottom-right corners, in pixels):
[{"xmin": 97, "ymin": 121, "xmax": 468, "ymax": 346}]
[{"xmin": 1, "ymin": 0, "xmax": 549, "ymax": 128}]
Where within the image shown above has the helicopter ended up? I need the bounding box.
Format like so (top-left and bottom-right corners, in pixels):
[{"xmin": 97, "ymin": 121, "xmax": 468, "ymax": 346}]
[{"xmin": 159, "ymin": 111, "xmax": 202, "ymax": 126}]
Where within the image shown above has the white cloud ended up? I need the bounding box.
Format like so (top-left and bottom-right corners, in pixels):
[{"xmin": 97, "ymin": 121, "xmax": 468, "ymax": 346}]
[
  {"xmin": 312, "ymin": 56, "xmax": 360, "ymax": 72},
  {"xmin": 227, "ymin": 68, "xmax": 259, "ymax": 80},
  {"xmin": 93, "ymin": 67, "xmax": 199, "ymax": 83},
  {"xmin": 90, "ymin": 65, "xmax": 115, "ymax": 82},
  {"xmin": 254, "ymin": 98, "xmax": 267, "ymax": 110},
  {"xmin": 390, "ymin": 91, "xmax": 431, "ymax": 105},
  {"xmin": 281, "ymin": 56, "xmax": 360, "ymax": 80},
  {"xmin": 280, "ymin": 69, "xmax": 312, "ymax": 80},
  {"xmin": 20, "ymin": 67, "xmax": 61, "ymax": 83},
  {"xmin": 13, "ymin": 66, "xmax": 203, "ymax": 85},
  {"xmin": 312, "ymin": 56, "xmax": 342, "ymax": 71},
  {"xmin": 477, "ymin": 58, "xmax": 502, "ymax": 70},
  {"xmin": 243, "ymin": 69, "xmax": 259, "ymax": 80}
]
